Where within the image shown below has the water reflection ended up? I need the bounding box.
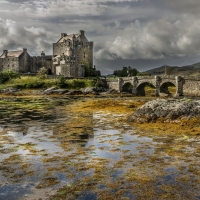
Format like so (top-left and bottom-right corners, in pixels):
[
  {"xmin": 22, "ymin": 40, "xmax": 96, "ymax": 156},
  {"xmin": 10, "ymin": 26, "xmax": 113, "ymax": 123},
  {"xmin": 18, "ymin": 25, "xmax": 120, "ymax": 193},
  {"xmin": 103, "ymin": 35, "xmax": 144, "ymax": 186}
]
[{"xmin": 0, "ymin": 101, "xmax": 199, "ymax": 200}]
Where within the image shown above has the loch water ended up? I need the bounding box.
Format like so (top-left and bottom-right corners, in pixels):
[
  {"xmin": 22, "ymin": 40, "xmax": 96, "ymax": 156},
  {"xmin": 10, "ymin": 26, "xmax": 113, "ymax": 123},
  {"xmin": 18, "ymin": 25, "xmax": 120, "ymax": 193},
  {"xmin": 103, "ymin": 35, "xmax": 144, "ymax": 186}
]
[{"xmin": 0, "ymin": 97, "xmax": 199, "ymax": 200}]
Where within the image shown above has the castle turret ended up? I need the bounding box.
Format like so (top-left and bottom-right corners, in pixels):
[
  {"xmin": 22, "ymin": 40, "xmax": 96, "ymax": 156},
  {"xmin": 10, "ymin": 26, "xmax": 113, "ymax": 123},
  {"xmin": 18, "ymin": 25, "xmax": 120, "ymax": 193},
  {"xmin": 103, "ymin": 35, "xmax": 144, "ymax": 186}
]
[{"xmin": 3, "ymin": 50, "xmax": 8, "ymax": 57}]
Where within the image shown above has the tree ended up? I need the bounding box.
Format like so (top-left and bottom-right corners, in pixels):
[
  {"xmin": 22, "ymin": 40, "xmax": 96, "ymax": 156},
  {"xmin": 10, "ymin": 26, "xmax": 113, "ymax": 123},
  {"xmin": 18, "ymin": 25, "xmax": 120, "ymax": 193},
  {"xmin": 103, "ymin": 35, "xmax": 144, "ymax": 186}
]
[
  {"xmin": 113, "ymin": 66, "xmax": 138, "ymax": 77},
  {"xmin": 82, "ymin": 62, "xmax": 98, "ymax": 77}
]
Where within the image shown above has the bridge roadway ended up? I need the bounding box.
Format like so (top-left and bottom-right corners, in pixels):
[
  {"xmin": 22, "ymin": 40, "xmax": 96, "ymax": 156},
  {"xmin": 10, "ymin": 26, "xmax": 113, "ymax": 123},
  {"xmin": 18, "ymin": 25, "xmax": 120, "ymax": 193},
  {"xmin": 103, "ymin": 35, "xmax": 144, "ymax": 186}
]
[{"xmin": 106, "ymin": 75, "xmax": 200, "ymax": 96}]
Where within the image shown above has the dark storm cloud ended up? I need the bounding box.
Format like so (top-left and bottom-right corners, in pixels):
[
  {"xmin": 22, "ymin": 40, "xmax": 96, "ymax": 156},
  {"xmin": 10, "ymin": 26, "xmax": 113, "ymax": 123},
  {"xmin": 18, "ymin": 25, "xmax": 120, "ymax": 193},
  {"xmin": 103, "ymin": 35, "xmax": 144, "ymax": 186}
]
[
  {"xmin": 0, "ymin": 19, "xmax": 53, "ymax": 55},
  {"xmin": 165, "ymin": 0, "xmax": 200, "ymax": 15},
  {"xmin": 0, "ymin": 0, "xmax": 200, "ymax": 73}
]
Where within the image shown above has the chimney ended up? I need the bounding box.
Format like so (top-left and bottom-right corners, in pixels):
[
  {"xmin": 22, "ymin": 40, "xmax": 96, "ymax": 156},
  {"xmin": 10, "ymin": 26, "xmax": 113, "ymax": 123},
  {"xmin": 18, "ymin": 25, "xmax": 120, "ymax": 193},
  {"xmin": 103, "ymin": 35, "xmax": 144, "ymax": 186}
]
[
  {"xmin": 23, "ymin": 48, "xmax": 27, "ymax": 52},
  {"xmin": 3, "ymin": 50, "xmax": 8, "ymax": 57},
  {"xmin": 61, "ymin": 33, "xmax": 67, "ymax": 37},
  {"xmin": 80, "ymin": 30, "xmax": 85, "ymax": 42},
  {"xmin": 41, "ymin": 51, "xmax": 45, "ymax": 56},
  {"xmin": 80, "ymin": 30, "xmax": 85, "ymax": 36}
]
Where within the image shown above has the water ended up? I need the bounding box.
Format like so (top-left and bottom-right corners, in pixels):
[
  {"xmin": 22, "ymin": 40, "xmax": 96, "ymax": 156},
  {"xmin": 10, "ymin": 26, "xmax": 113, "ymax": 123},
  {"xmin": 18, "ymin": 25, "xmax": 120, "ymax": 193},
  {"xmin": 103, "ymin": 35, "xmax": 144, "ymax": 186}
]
[{"xmin": 0, "ymin": 98, "xmax": 199, "ymax": 200}]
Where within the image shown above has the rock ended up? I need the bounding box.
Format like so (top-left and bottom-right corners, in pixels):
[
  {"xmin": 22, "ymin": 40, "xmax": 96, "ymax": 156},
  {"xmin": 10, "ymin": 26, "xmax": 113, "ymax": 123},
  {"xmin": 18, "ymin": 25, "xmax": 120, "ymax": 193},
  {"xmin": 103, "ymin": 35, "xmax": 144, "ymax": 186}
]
[
  {"xmin": 81, "ymin": 87, "xmax": 95, "ymax": 94},
  {"xmin": 43, "ymin": 87, "xmax": 69, "ymax": 95},
  {"xmin": 106, "ymin": 89, "xmax": 120, "ymax": 94},
  {"xmin": 43, "ymin": 87, "xmax": 58, "ymax": 94},
  {"xmin": 51, "ymin": 89, "xmax": 68, "ymax": 94},
  {"xmin": 67, "ymin": 90, "xmax": 83, "ymax": 95},
  {"xmin": 2, "ymin": 87, "xmax": 20, "ymax": 94},
  {"xmin": 95, "ymin": 87, "xmax": 107, "ymax": 93},
  {"xmin": 81, "ymin": 87, "xmax": 106, "ymax": 94},
  {"xmin": 159, "ymin": 92, "xmax": 169, "ymax": 97},
  {"xmin": 128, "ymin": 98, "xmax": 200, "ymax": 123}
]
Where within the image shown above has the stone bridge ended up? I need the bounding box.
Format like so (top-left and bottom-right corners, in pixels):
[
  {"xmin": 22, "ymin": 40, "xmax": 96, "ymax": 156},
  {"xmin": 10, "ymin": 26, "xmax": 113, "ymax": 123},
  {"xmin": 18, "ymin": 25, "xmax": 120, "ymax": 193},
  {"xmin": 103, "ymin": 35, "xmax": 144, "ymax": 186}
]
[{"xmin": 106, "ymin": 75, "xmax": 200, "ymax": 96}]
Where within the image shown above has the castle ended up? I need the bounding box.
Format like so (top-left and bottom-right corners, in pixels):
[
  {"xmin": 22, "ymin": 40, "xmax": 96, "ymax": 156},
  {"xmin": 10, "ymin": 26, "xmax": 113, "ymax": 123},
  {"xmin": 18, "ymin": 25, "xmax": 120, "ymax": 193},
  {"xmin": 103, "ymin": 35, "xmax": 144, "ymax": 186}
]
[{"xmin": 0, "ymin": 30, "xmax": 94, "ymax": 77}]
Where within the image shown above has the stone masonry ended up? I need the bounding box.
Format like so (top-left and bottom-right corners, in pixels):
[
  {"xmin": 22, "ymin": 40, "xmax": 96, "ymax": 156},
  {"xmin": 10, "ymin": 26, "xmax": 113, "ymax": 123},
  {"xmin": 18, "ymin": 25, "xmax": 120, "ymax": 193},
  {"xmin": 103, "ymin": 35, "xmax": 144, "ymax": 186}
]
[
  {"xmin": 52, "ymin": 30, "xmax": 93, "ymax": 77},
  {"xmin": 0, "ymin": 30, "xmax": 93, "ymax": 77},
  {"xmin": 0, "ymin": 49, "xmax": 31, "ymax": 73},
  {"xmin": 106, "ymin": 75, "xmax": 200, "ymax": 96}
]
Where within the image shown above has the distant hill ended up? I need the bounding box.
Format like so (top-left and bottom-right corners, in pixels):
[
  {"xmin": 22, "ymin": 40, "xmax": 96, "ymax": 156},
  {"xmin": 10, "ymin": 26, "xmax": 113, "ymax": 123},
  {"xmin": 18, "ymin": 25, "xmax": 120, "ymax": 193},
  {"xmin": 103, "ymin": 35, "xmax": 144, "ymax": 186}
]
[{"xmin": 145, "ymin": 62, "xmax": 200, "ymax": 76}]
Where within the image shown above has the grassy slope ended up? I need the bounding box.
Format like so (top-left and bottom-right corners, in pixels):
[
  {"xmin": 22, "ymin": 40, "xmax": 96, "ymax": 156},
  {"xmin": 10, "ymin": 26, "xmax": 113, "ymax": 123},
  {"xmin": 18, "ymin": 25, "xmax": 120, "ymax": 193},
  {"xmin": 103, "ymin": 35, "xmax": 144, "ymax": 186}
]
[{"xmin": 0, "ymin": 76, "xmax": 96, "ymax": 90}]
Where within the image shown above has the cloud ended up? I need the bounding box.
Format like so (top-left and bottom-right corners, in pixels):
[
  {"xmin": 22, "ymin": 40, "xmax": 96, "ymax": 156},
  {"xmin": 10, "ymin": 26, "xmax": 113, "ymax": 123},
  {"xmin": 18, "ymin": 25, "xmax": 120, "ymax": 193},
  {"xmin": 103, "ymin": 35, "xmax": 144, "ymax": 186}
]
[
  {"xmin": 0, "ymin": 0, "xmax": 200, "ymax": 74},
  {"xmin": 95, "ymin": 17, "xmax": 200, "ymax": 61},
  {"xmin": 0, "ymin": 18, "xmax": 55, "ymax": 55},
  {"xmin": 165, "ymin": 0, "xmax": 200, "ymax": 15}
]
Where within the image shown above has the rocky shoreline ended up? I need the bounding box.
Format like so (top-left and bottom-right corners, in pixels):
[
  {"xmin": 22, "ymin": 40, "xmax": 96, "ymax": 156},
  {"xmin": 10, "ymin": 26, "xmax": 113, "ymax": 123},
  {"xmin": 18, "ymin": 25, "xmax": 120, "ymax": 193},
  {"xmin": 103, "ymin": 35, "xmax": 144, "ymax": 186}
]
[
  {"xmin": 128, "ymin": 98, "xmax": 200, "ymax": 123},
  {"xmin": 0, "ymin": 86, "xmax": 120, "ymax": 95}
]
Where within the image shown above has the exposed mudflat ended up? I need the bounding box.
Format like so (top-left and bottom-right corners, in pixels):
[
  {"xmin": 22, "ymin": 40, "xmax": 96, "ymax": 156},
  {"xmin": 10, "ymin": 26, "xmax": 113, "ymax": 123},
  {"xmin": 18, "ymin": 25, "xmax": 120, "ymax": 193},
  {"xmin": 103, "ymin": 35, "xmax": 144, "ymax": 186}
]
[{"xmin": 0, "ymin": 95, "xmax": 199, "ymax": 200}]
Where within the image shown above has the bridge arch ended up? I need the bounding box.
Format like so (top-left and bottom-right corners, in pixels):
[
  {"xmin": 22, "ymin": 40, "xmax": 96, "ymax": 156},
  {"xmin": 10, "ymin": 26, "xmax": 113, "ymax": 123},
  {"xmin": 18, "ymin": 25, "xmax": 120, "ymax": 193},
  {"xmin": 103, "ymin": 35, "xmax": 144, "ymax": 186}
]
[
  {"xmin": 136, "ymin": 82, "xmax": 156, "ymax": 96},
  {"xmin": 160, "ymin": 81, "xmax": 176, "ymax": 95},
  {"xmin": 122, "ymin": 82, "xmax": 133, "ymax": 93}
]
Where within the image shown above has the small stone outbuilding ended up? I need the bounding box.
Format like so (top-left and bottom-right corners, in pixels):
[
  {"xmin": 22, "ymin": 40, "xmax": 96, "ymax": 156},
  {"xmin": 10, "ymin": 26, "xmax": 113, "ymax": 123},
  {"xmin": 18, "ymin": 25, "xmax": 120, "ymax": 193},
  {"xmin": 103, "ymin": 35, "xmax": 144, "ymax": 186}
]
[{"xmin": 0, "ymin": 49, "xmax": 31, "ymax": 73}]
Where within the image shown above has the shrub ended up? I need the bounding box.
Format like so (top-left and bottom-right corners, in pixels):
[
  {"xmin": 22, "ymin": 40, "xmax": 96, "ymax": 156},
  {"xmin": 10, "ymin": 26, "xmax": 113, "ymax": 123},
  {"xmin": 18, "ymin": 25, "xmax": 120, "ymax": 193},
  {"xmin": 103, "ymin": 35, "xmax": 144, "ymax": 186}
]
[
  {"xmin": 57, "ymin": 76, "xmax": 67, "ymax": 88},
  {"xmin": 37, "ymin": 67, "xmax": 47, "ymax": 79},
  {"xmin": 66, "ymin": 79, "xmax": 96, "ymax": 88},
  {"xmin": 25, "ymin": 81, "xmax": 45, "ymax": 89},
  {"xmin": 95, "ymin": 78, "xmax": 106, "ymax": 88},
  {"xmin": 0, "ymin": 70, "xmax": 20, "ymax": 84}
]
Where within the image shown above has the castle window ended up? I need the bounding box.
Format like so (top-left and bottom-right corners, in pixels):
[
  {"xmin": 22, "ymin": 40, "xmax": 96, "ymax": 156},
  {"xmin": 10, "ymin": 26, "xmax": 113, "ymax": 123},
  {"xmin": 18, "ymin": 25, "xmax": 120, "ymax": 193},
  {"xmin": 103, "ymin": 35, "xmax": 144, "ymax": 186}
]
[{"xmin": 84, "ymin": 52, "xmax": 86, "ymax": 59}]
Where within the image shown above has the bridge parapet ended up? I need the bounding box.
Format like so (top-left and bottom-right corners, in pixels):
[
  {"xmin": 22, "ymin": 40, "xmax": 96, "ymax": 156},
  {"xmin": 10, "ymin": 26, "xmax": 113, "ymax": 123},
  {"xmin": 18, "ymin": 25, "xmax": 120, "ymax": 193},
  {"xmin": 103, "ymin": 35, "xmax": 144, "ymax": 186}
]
[
  {"xmin": 181, "ymin": 76, "xmax": 200, "ymax": 81},
  {"xmin": 104, "ymin": 75, "xmax": 200, "ymax": 96}
]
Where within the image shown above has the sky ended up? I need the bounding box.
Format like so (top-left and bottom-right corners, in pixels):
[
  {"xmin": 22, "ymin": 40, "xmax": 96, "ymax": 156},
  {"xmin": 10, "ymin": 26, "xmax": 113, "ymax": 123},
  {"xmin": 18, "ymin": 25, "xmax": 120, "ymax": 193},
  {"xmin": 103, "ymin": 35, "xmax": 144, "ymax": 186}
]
[{"xmin": 0, "ymin": 0, "xmax": 200, "ymax": 74}]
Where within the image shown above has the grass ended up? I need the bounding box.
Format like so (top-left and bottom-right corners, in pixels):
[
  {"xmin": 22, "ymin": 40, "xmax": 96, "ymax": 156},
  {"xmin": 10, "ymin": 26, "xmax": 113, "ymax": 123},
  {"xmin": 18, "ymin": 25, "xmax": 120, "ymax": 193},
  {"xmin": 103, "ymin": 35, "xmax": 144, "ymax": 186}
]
[{"xmin": 0, "ymin": 76, "xmax": 96, "ymax": 90}]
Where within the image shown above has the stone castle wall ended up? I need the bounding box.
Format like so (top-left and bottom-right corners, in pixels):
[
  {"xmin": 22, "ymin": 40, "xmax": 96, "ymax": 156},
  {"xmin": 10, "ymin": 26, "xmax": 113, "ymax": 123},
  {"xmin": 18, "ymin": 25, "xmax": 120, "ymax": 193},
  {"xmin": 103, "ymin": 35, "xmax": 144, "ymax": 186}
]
[
  {"xmin": 0, "ymin": 57, "xmax": 19, "ymax": 72},
  {"xmin": 77, "ymin": 42, "xmax": 93, "ymax": 67},
  {"xmin": 0, "ymin": 30, "xmax": 94, "ymax": 77},
  {"xmin": 0, "ymin": 51, "xmax": 31, "ymax": 73},
  {"xmin": 53, "ymin": 42, "xmax": 69, "ymax": 56},
  {"xmin": 19, "ymin": 51, "xmax": 31, "ymax": 73},
  {"xmin": 31, "ymin": 55, "xmax": 53, "ymax": 73}
]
